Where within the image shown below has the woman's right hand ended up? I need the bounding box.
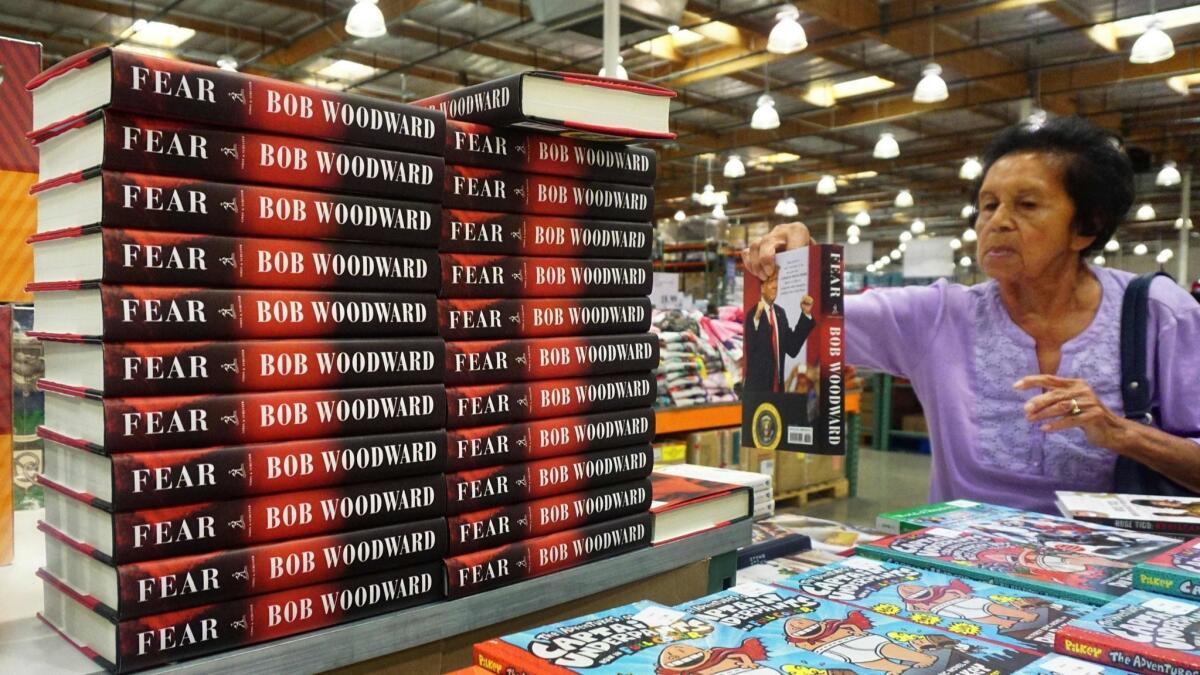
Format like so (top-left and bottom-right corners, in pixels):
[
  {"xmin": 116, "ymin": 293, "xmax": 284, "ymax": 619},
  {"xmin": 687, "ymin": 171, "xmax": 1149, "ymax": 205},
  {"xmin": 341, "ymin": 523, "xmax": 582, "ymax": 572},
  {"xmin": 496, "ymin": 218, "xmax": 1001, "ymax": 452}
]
[{"xmin": 742, "ymin": 221, "xmax": 812, "ymax": 281}]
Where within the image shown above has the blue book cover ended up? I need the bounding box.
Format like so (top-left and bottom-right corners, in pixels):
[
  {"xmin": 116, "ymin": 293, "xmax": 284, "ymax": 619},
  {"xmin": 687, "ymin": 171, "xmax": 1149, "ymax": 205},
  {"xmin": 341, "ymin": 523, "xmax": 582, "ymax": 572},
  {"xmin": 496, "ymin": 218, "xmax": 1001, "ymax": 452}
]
[
  {"xmin": 1134, "ymin": 538, "xmax": 1200, "ymax": 602},
  {"xmin": 1055, "ymin": 590, "xmax": 1200, "ymax": 674},
  {"xmin": 1014, "ymin": 654, "xmax": 1133, "ymax": 674}
]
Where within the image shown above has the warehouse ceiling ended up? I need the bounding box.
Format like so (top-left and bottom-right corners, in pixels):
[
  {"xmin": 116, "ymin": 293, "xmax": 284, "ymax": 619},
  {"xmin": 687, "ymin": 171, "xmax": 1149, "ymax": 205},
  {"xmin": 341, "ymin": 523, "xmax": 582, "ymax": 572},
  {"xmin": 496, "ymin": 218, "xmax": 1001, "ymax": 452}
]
[{"xmin": 3, "ymin": 0, "xmax": 1198, "ymax": 251}]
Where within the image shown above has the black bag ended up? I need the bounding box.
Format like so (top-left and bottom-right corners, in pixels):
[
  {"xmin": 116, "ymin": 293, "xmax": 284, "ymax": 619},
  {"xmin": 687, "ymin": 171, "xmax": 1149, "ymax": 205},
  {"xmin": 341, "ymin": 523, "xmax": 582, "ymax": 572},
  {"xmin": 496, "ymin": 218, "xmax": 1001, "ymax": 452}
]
[{"xmin": 1114, "ymin": 271, "xmax": 1197, "ymax": 495}]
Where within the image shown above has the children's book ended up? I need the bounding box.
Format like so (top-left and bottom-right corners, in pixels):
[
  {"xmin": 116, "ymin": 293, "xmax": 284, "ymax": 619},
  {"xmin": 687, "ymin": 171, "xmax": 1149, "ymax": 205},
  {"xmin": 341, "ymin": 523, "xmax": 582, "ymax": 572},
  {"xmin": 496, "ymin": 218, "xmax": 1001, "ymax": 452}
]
[
  {"xmin": 1054, "ymin": 590, "xmax": 1200, "ymax": 675},
  {"xmin": 1133, "ymin": 538, "xmax": 1200, "ymax": 602},
  {"xmin": 1014, "ymin": 654, "xmax": 1133, "ymax": 674}
]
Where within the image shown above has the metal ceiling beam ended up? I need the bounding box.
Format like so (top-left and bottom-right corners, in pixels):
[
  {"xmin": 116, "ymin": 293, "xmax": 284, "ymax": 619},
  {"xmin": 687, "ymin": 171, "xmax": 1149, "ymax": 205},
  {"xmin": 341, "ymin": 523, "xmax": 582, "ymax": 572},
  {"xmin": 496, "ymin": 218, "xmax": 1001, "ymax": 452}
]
[{"xmin": 50, "ymin": 0, "xmax": 290, "ymax": 47}]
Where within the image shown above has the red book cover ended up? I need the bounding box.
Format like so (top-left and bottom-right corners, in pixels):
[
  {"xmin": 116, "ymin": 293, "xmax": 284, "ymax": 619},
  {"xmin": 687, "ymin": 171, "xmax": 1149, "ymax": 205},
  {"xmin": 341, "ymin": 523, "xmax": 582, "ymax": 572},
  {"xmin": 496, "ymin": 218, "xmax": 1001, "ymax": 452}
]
[
  {"xmin": 445, "ymin": 372, "xmax": 655, "ymax": 429},
  {"xmin": 444, "ymin": 512, "xmax": 651, "ymax": 598},
  {"xmin": 444, "ymin": 166, "xmax": 652, "ymax": 222},
  {"xmin": 41, "ymin": 429, "xmax": 446, "ymax": 509},
  {"xmin": 40, "ymin": 337, "xmax": 444, "ymax": 397},
  {"xmin": 1053, "ymin": 591, "xmax": 1200, "ymax": 674},
  {"xmin": 30, "ymin": 285, "xmax": 436, "ymax": 341},
  {"xmin": 41, "ymin": 384, "xmax": 445, "ymax": 453},
  {"xmin": 441, "ymin": 210, "xmax": 652, "ymax": 259},
  {"xmin": 33, "ymin": 170, "xmax": 440, "ymax": 245},
  {"xmin": 40, "ymin": 473, "xmax": 445, "ymax": 564},
  {"xmin": 40, "ymin": 517, "xmax": 445, "ymax": 619},
  {"xmin": 445, "ymin": 408, "xmax": 655, "ymax": 471},
  {"xmin": 649, "ymin": 472, "xmax": 755, "ymax": 545},
  {"xmin": 445, "ymin": 334, "xmax": 657, "ymax": 385},
  {"xmin": 439, "ymin": 254, "xmax": 651, "ymax": 299},
  {"xmin": 444, "ymin": 121, "xmax": 655, "ymax": 184},
  {"xmin": 32, "ymin": 110, "xmax": 443, "ymax": 201},
  {"xmin": 438, "ymin": 297, "xmax": 651, "ymax": 340},
  {"xmin": 444, "ymin": 444, "xmax": 653, "ymax": 515},
  {"xmin": 29, "ymin": 47, "xmax": 444, "ymax": 153},
  {"xmin": 38, "ymin": 562, "xmax": 441, "ymax": 673},
  {"xmin": 447, "ymin": 479, "xmax": 651, "ymax": 555}
]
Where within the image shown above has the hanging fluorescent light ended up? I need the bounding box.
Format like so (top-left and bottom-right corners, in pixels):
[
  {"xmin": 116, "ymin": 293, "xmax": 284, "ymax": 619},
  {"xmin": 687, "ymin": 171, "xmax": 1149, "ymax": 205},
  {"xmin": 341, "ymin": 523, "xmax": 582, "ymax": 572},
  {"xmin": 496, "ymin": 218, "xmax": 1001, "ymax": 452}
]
[
  {"xmin": 1156, "ymin": 248, "xmax": 1174, "ymax": 263},
  {"xmin": 961, "ymin": 204, "xmax": 976, "ymax": 219},
  {"xmin": 1105, "ymin": 239, "xmax": 1120, "ymax": 252},
  {"xmin": 960, "ymin": 256, "xmax": 972, "ymax": 267},
  {"xmin": 216, "ymin": 54, "xmax": 238, "ymax": 71},
  {"xmin": 847, "ymin": 225, "xmax": 861, "ymax": 238},
  {"xmin": 346, "ymin": 0, "xmax": 388, "ymax": 38},
  {"xmin": 873, "ymin": 132, "xmax": 900, "ymax": 159},
  {"xmin": 848, "ymin": 235, "xmax": 860, "ymax": 245},
  {"xmin": 1176, "ymin": 217, "xmax": 1194, "ymax": 230},
  {"xmin": 803, "ymin": 80, "xmax": 837, "ymax": 108},
  {"xmin": 1093, "ymin": 255, "xmax": 1106, "ymax": 266},
  {"xmin": 700, "ymin": 183, "xmax": 716, "ymax": 206},
  {"xmin": 784, "ymin": 198, "xmax": 799, "ymax": 217},
  {"xmin": 962, "ymin": 228, "xmax": 977, "ymax": 243},
  {"xmin": 751, "ymin": 94, "xmax": 781, "ymax": 130},
  {"xmin": 889, "ymin": 249, "xmax": 902, "ymax": 260},
  {"xmin": 674, "ymin": 209, "xmax": 686, "ymax": 221},
  {"xmin": 1156, "ymin": 160, "xmax": 1182, "ymax": 186},
  {"xmin": 1130, "ymin": 20, "xmax": 1175, "ymax": 64},
  {"xmin": 960, "ymin": 156, "xmax": 983, "ymax": 180},
  {"xmin": 120, "ymin": 19, "xmax": 196, "ymax": 48},
  {"xmin": 867, "ymin": 264, "xmax": 877, "ymax": 273},
  {"xmin": 723, "ymin": 154, "xmax": 746, "ymax": 178},
  {"xmin": 894, "ymin": 189, "xmax": 914, "ymax": 208},
  {"xmin": 1134, "ymin": 243, "xmax": 1149, "ymax": 255},
  {"xmin": 816, "ymin": 174, "xmax": 837, "ymax": 195},
  {"xmin": 910, "ymin": 219, "xmax": 926, "ymax": 234},
  {"xmin": 950, "ymin": 238, "xmax": 962, "ymax": 250},
  {"xmin": 854, "ymin": 210, "xmax": 871, "ymax": 227},
  {"xmin": 896, "ymin": 231, "xmax": 910, "ymax": 243},
  {"xmin": 898, "ymin": 242, "xmax": 908, "ymax": 252},
  {"xmin": 774, "ymin": 198, "xmax": 788, "ymax": 216},
  {"xmin": 712, "ymin": 204, "xmax": 725, "ymax": 219},
  {"xmin": 598, "ymin": 56, "xmax": 628, "ymax": 80},
  {"xmin": 767, "ymin": 5, "xmax": 808, "ymax": 54},
  {"xmin": 1136, "ymin": 203, "xmax": 1157, "ymax": 221},
  {"xmin": 913, "ymin": 63, "xmax": 948, "ymax": 103}
]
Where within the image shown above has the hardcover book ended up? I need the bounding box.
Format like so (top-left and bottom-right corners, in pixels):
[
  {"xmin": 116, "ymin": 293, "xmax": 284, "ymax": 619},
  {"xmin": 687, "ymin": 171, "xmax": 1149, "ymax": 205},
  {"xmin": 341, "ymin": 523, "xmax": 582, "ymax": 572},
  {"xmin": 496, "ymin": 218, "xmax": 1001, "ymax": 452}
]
[
  {"xmin": 39, "ymin": 561, "xmax": 441, "ymax": 673},
  {"xmin": 440, "ymin": 210, "xmax": 652, "ymax": 259},
  {"xmin": 444, "ymin": 511, "xmax": 650, "ymax": 598},
  {"xmin": 859, "ymin": 528, "xmax": 1136, "ymax": 605},
  {"xmin": 31, "ymin": 285, "xmax": 436, "ymax": 341},
  {"xmin": 1016, "ymin": 654, "xmax": 1134, "ymax": 674},
  {"xmin": 444, "ymin": 334, "xmax": 657, "ymax": 385},
  {"xmin": 447, "ymin": 478, "xmax": 651, "ymax": 555},
  {"xmin": 737, "ymin": 523, "xmax": 812, "ymax": 570},
  {"xmin": 444, "ymin": 408, "xmax": 655, "ymax": 471},
  {"xmin": 40, "ymin": 429, "xmax": 446, "ymax": 509},
  {"xmin": 32, "ymin": 228, "xmax": 439, "ymax": 292},
  {"xmin": 41, "ymin": 517, "xmax": 445, "ymax": 618},
  {"xmin": 1056, "ymin": 491, "xmax": 1200, "ymax": 537},
  {"xmin": 34, "ymin": 170, "xmax": 441, "ymax": 245},
  {"xmin": 782, "ymin": 555, "xmax": 1092, "ymax": 655},
  {"xmin": 40, "ymin": 383, "xmax": 445, "ymax": 453},
  {"xmin": 1054, "ymin": 590, "xmax": 1200, "ymax": 675},
  {"xmin": 742, "ymin": 245, "xmax": 845, "ymax": 454},
  {"xmin": 649, "ymin": 472, "xmax": 753, "ymax": 545},
  {"xmin": 877, "ymin": 500, "xmax": 1021, "ymax": 534},
  {"xmin": 438, "ymin": 297, "xmax": 652, "ymax": 340},
  {"xmin": 40, "ymin": 336, "xmax": 445, "ymax": 397},
  {"xmin": 444, "ymin": 166, "xmax": 653, "ymax": 222},
  {"xmin": 445, "ymin": 372, "xmax": 655, "ymax": 429},
  {"xmin": 415, "ymin": 71, "xmax": 673, "ymax": 141},
  {"xmin": 439, "ymin": 253, "xmax": 652, "ymax": 298},
  {"xmin": 443, "ymin": 120, "xmax": 656, "ymax": 184},
  {"xmin": 32, "ymin": 110, "xmax": 444, "ymax": 201},
  {"xmin": 444, "ymin": 444, "xmax": 653, "ymax": 515},
  {"xmin": 40, "ymin": 472, "xmax": 445, "ymax": 563},
  {"xmin": 1134, "ymin": 539, "xmax": 1200, "ymax": 602},
  {"xmin": 28, "ymin": 47, "xmax": 444, "ymax": 153}
]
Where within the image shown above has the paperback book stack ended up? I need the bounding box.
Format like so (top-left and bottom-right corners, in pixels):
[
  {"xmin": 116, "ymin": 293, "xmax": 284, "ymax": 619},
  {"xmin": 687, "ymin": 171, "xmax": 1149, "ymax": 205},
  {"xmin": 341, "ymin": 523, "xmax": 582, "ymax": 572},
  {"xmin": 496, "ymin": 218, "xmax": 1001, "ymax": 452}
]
[
  {"xmin": 414, "ymin": 72, "xmax": 674, "ymax": 599},
  {"xmin": 25, "ymin": 47, "xmax": 449, "ymax": 673}
]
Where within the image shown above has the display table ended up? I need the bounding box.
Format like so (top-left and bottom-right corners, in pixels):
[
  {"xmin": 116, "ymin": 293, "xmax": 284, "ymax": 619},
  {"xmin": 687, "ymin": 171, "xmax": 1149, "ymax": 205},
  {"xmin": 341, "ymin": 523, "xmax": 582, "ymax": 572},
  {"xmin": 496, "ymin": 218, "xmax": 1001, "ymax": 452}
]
[{"xmin": 0, "ymin": 519, "xmax": 750, "ymax": 675}]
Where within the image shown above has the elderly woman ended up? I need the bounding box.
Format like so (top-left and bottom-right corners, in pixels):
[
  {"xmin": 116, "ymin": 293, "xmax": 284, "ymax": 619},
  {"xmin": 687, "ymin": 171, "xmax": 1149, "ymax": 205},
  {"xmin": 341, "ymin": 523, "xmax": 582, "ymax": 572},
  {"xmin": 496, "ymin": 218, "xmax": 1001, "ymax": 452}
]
[{"xmin": 744, "ymin": 117, "xmax": 1200, "ymax": 512}]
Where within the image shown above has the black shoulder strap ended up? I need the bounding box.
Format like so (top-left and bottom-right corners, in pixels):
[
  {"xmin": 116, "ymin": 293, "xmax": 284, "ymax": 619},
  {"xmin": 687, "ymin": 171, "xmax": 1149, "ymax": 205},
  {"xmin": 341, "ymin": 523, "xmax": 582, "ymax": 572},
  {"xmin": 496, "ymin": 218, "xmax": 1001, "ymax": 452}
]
[{"xmin": 1120, "ymin": 271, "xmax": 1172, "ymax": 423}]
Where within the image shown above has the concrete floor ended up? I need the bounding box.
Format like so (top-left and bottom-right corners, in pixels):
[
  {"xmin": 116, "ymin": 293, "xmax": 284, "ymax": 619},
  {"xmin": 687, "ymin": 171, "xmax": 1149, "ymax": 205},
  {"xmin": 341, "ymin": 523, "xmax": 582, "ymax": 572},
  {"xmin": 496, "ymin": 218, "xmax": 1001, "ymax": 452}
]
[{"xmin": 785, "ymin": 447, "xmax": 933, "ymax": 530}]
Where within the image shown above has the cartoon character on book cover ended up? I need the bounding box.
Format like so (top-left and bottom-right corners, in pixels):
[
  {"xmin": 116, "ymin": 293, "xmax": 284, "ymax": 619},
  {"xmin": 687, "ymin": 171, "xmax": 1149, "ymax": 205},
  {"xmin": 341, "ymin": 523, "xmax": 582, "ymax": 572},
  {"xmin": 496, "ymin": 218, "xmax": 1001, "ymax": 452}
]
[
  {"xmin": 962, "ymin": 514, "xmax": 1173, "ymax": 561},
  {"xmin": 1058, "ymin": 591, "xmax": 1200, "ymax": 670}
]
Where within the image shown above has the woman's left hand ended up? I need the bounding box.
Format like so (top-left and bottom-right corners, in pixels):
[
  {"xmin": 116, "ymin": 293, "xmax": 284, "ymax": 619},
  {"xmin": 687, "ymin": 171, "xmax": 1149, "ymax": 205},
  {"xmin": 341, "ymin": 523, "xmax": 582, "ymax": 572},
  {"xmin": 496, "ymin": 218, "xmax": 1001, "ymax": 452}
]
[{"xmin": 1014, "ymin": 374, "xmax": 1132, "ymax": 452}]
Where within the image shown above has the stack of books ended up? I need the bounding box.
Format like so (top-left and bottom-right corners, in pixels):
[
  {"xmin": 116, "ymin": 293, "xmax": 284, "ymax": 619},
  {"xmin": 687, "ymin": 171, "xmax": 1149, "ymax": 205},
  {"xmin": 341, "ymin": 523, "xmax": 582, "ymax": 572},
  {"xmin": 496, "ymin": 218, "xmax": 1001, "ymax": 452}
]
[
  {"xmin": 413, "ymin": 73, "xmax": 673, "ymax": 599},
  {"xmin": 26, "ymin": 47, "xmax": 448, "ymax": 672}
]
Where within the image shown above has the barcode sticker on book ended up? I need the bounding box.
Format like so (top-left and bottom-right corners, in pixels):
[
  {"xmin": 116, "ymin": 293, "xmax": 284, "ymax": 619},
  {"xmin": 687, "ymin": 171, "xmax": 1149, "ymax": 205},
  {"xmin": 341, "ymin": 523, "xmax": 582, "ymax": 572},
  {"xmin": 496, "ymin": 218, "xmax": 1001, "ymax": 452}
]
[
  {"xmin": 1144, "ymin": 596, "xmax": 1197, "ymax": 616},
  {"xmin": 1039, "ymin": 656, "xmax": 1107, "ymax": 675},
  {"xmin": 787, "ymin": 426, "xmax": 814, "ymax": 445},
  {"xmin": 633, "ymin": 606, "xmax": 684, "ymax": 627}
]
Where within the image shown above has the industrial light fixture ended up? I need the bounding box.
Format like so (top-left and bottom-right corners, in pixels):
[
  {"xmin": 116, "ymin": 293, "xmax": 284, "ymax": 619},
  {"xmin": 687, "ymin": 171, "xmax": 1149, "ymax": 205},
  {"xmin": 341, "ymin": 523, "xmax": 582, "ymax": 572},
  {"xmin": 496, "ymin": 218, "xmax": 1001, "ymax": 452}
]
[
  {"xmin": 894, "ymin": 189, "xmax": 914, "ymax": 208},
  {"xmin": 775, "ymin": 198, "xmax": 788, "ymax": 216},
  {"xmin": 1093, "ymin": 255, "xmax": 1106, "ymax": 266},
  {"xmin": 712, "ymin": 204, "xmax": 726, "ymax": 219},
  {"xmin": 1026, "ymin": 108, "xmax": 1049, "ymax": 129},
  {"xmin": 314, "ymin": 59, "xmax": 379, "ymax": 82},
  {"xmin": 751, "ymin": 94, "xmax": 780, "ymax": 130},
  {"xmin": 667, "ymin": 24, "xmax": 680, "ymax": 34},
  {"xmin": 873, "ymin": 132, "xmax": 900, "ymax": 159},
  {"xmin": 961, "ymin": 204, "xmax": 976, "ymax": 219},
  {"xmin": 1156, "ymin": 160, "xmax": 1182, "ymax": 186},
  {"xmin": 960, "ymin": 157, "xmax": 983, "ymax": 180},
  {"xmin": 1134, "ymin": 243, "xmax": 1149, "ymax": 255},
  {"xmin": 867, "ymin": 264, "xmax": 877, "ymax": 273},
  {"xmin": 816, "ymin": 174, "xmax": 838, "ymax": 195},
  {"xmin": 216, "ymin": 54, "xmax": 238, "ymax": 71},
  {"xmin": 1105, "ymin": 239, "xmax": 1120, "ymax": 252},
  {"xmin": 913, "ymin": 63, "xmax": 948, "ymax": 103},
  {"xmin": 1156, "ymin": 248, "xmax": 1175, "ymax": 263},
  {"xmin": 854, "ymin": 210, "xmax": 871, "ymax": 227},
  {"xmin": 848, "ymin": 235, "xmax": 860, "ymax": 245},
  {"xmin": 899, "ymin": 231, "xmax": 912, "ymax": 243},
  {"xmin": 804, "ymin": 76, "xmax": 895, "ymax": 107},
  {"xmin": 1136, "ymin": 203, "xmax": 1157, "ymax": 221},
  {"xmin": 783, "ymin": 197, "xmax": 799, "ymax": 217},
  {"xmin": 1130, "ymin": 20, "xmax": 1175, "ymax": 64},
  {"xmin": 962, "ymin": 228, "xmax": 977, "ymax": 243},
  {"xmin": 960, "ymin": 256, "xmax": 972, "ymax": 268},
  {"xmin": 767, "ymin": 5, "xmax": 807, "ymax": 54},
  {"xmin": 1176, "ymin": 217, "xmax": 1194, "ymax": 230},
  {"xmin": 674, "ymin": 209, "xmax": 686, "ymax": 221},
  {"xmin": 723, "ymin": 154, "xmax": 746, "ymax": 178},
  {"xmin": 346, "ymin": 0, "xmax": 388, "ymax": 38},
  {"xmin": 910, "ymin": 219, "xmax": 926, "ymax": 234},
  {"xmin": 120, "ymin": 19, "xmax": 196, "ymax": 48},
  {"xmin": 847, "ymin": 225, "xmax": 862, "ymax": 238},
  {"xmin": 898, "ymin": 242, "xmax": 908, "ymax": 252},
  {"xmin": 598, "ymin": 56, "xmax": 628, "ymax": 80},
  {"xmin": 950, "ymin": 238, "xmax": 962, "ymax": 250},
  {"xmin": 889, "ymin": 249, "xmax": 902, "ymax": 260}
]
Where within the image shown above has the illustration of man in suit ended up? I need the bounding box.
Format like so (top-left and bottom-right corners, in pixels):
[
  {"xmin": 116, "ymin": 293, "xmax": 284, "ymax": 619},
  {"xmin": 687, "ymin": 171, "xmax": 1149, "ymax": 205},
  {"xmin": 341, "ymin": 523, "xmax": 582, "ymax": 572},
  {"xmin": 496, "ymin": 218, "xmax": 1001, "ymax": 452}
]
[{"xmin": 744, "ymin": 271, "xmax": 815, "ymax": 393}]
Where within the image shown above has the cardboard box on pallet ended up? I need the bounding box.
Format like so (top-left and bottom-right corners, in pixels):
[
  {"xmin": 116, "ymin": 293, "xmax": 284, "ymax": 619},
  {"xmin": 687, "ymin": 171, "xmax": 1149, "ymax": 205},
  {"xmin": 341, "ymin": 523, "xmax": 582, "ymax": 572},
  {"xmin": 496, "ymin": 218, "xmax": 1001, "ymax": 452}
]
[{"xmin": 775, "ymin": 452, "xmax": 845, "ymax": 494}]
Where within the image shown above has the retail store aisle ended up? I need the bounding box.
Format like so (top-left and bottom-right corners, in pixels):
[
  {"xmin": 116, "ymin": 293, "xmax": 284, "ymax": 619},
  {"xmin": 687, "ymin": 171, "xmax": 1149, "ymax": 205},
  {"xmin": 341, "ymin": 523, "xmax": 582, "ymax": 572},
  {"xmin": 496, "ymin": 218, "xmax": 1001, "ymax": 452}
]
[{"xmin": 788, "ymin": 448, "xmax": 931, "ymax": 529}]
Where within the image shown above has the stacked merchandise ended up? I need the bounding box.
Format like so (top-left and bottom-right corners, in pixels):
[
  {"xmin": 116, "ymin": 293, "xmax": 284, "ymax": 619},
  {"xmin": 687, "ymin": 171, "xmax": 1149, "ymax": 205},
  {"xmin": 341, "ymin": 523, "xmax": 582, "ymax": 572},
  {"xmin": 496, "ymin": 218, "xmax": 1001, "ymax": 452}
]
[
  {"xmin": 1133, "ymin": 537, "xmax": 1200, "ymax": 601},
  {"xmin": 413, "ymin": 74, "xmax": 673, "ymax": 599},
  {"xmin": 652, "ymin": 310, "xmax": 738, "ymax": 408},
  {"xmin": 1054, "ymin": 590, "xmax": 1200, "ymax": 674},
  {"xmin": 1056, "ymin": 490, "xmax": 1200, "ymax": 537},
  {"xmin": 655, "ymin": 463, "xmax": 773, "ymax": 520},
  {"xmin": 25, "ymin": 48, "xmax": 448, "ymax": 672}
]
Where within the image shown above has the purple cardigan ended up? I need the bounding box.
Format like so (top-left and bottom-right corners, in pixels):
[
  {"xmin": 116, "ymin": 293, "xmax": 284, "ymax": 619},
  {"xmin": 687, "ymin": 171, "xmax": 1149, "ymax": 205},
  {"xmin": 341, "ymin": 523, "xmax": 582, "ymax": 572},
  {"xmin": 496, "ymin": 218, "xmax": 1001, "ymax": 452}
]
[{"xmin": 846, "ymin": 266, "xmax": 1200, "ymax": 513}]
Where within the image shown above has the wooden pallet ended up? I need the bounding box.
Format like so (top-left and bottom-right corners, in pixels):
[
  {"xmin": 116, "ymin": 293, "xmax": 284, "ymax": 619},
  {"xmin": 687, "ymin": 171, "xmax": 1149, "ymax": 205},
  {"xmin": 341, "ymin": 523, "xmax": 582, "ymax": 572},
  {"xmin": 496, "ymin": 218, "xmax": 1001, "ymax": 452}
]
[{"xmin": 774, "ymin": 478, "xmax": 850, "ymax": 507}]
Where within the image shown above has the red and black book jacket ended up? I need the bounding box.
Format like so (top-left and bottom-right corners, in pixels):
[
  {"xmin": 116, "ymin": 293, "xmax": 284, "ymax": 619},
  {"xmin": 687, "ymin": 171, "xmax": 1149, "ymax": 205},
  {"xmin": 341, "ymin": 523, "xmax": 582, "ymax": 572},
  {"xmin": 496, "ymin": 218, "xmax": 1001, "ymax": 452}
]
[
  {"xmin": 40, "ymin": 473, "xmax": 445, "ymax": 564},
  {"xmin": 444, "ymin": 512, "xmax": 651, "ymax": 599},
  {"xmin": 439, "ymin": 254, "xmax": 651, "ymax": 298},
  {"xmin": 32, "ymin": 110, "xmax": 443, "ymax": 201},
  {"xmin": 30, "ymin": 285, "xmax": 436, "ymax": 341},
  {"xmin": 34, "ymin": 171, "xmax": 440, "ymax": 245},
  {"xmin": 444, "ymin": 444, "xmax": 653, "ymax": 515},
  {"xmin": 440, "ymin": 210, "xmax": 652, "ymax": 259},
  {"xmin": 447, "ymin": 479, "xmax": 651, "ymax": 555},
  {"xmin": 40, "ymin": 428, "xmax": 446, "ymax": 509},
  {"xmin": 41, "ymin": 337, "xmax": 444, "ymax": 397},
  {"xmin": 42, "ymin": 383, "xmax": 445, "ymax": 453},
  {"xmin": 444, "ymin": 121, "xmax": 655, "ymax": 184},
  {"xmin": 29, "ymin": 47, "xmax": 444, "ymax": 154},
  {"xmin": 445, "ymin": 372, "xmax": 655, "ymax": 429},
  {"xmin": 444, "ymin": 166, "xmax": 652, "ymax": 222},
  {"xmin": 445, "ymin": 408, "xmax": 655, "ymax": 471},
  {"xmin": 40, "ymin": 517, "xmax": 445, "ymax": 619},
  {"xmin": 38, "ymin": 562, "xmax": 441, "ymax": 674},
  {"xmin": 31, "ymin": 228, "xmax": 439, "ymax": 291},
  {"xmin": 438, "ymin": 297, "xmax": 652, "ymax": 340},
  {"xmin": 445, "ymin": 334, "xmax": 657, "ymax": 385}
]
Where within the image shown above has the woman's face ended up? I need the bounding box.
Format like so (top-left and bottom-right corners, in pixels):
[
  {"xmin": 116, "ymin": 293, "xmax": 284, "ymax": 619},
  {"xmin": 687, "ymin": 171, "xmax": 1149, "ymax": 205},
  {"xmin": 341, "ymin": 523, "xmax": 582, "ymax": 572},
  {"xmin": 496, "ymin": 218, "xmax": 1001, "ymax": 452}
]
[{"xmin": 975, "ymin": 151, "xmax": 1094, "ymax": 283}]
